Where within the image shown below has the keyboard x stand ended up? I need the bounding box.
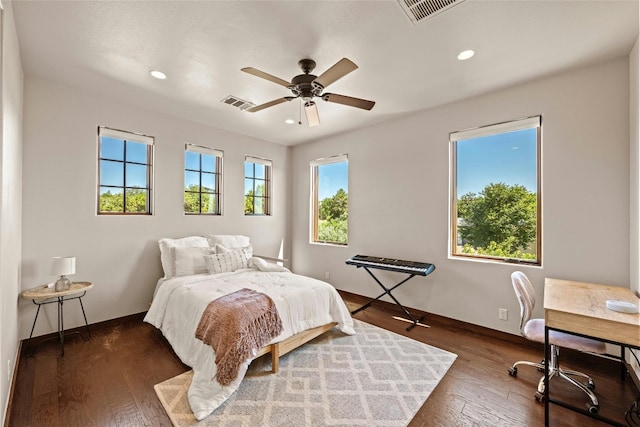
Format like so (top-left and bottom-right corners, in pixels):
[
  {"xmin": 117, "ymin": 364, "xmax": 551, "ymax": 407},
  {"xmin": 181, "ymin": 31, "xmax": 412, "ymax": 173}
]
[{"xmin": 350, "ymin": 266, "xmax": 426, "ymax": 331}]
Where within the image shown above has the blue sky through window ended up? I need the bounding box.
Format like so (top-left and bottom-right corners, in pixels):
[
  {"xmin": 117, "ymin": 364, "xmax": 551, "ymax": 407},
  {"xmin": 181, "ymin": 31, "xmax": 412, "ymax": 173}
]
[
  {"xmin": 318, "ymin": 161, "xmax": 348, "ymax": 200},
  {"xmin": 185, "ymin": 151, "xmax": 218, "ymax": 191},
  {"xmin": 245, "ymin": 162, "xmax": 265, "ymax": 179},
  {"xmin": 100, "ymin": 136, "xmax": 149, "ymax": 189},
  {"xmin": 456, "ymin": 128, "xmax": 537, "ymax": 198}
]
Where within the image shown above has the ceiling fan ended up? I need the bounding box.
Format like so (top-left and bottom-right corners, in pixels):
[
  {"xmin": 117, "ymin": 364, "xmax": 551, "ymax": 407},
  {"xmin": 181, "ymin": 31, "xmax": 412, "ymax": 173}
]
[{"xmin": 241, "ymin": 58, "xmax": 375, "ymax": 127}]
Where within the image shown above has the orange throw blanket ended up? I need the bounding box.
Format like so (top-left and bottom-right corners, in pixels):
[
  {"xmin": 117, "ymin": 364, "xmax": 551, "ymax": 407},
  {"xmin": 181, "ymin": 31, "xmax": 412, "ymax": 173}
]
[{"xmin": 195, "ymin": 288, "xmax": 283, "ymax": 386}]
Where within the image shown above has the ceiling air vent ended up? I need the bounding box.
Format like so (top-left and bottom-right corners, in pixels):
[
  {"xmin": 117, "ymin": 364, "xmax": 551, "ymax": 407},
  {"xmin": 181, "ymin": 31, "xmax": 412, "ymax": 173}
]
[
  {"xmin": 220, "ymin": 95, "xmax": 255, "ymax": 111},
  {"xmin": 397, "ymin": 0, "xmax": 466, "ymax": 25}
]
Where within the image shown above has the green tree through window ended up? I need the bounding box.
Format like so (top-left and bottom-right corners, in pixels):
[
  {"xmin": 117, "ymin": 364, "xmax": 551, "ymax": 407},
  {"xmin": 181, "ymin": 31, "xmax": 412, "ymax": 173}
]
[
  {"xmin": 457, "ymin": 183, "xmax": 537, "ymax": 260},
  {"xmin": 100, "ymin": 189, "xmax": 148, "ymax": 213},
  {"xmin": 318, "ymin": 188, "xmax": 348, "ymax": 244}
]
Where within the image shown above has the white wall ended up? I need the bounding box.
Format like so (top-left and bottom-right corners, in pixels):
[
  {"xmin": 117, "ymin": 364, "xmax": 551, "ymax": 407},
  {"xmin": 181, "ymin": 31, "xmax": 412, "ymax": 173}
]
[
  {"xmin": 0, "ymin": 1, "xmax": 23, "ymax": 423},
  {"xmin": 628, "ymin": 32, "xmax": 639, "ymax": 381},
  {"xmin": 631, "ymin": 36, "xmax": 639, "ymax": 297},
  {"xmin": 20, "ymin": 76, "xmax": 290, "ymax": 339},
  {"xmin": 291, "ymin": 57, "xmax": 631, "ymax": 334}
]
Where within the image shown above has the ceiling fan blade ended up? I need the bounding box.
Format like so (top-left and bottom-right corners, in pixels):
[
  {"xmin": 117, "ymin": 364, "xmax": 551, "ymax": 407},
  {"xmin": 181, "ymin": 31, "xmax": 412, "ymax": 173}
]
[
  {"xmin": 322, "ymin": 93, "xmax": 375, "ymax": 110},
  {"xmin": 241, "ymin": 67, "xmax": 291, "ymax": 88},
  {"xmin": 313, "ymin": 58, "xmax": 358, "ymax": 89},
  {"xmin": 304, "ymin": 101, "xmax": 320, "ymax": 127},
  {"xmin": 247, "ymin": 97, "xmax": 294, "ymax": 113}
]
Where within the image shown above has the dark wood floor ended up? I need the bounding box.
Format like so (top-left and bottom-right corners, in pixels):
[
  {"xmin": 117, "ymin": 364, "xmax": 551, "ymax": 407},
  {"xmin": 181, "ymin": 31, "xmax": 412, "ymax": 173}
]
[{"xmin": 6, "ymin": 291, "xmax": 639, "ymax": 426}]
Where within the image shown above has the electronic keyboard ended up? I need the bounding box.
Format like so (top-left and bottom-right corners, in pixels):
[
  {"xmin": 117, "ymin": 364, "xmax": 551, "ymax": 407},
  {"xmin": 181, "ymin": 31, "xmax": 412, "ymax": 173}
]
[{"xmin": 345, "ymin": 255, "xmax": 435, "ymax": 276}]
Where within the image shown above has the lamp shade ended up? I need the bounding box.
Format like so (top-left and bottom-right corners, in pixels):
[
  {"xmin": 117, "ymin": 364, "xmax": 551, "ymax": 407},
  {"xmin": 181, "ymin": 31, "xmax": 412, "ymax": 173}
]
[{"xmin": 51, "ymin": 256, "xmax": 76, "ymax": 276}]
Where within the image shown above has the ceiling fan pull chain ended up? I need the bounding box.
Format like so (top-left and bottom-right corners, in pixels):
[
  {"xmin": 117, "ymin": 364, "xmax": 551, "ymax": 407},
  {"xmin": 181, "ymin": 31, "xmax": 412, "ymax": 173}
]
[{"xmin": 298, "ymin": 99, "xmax": 303, "ymax": 125}]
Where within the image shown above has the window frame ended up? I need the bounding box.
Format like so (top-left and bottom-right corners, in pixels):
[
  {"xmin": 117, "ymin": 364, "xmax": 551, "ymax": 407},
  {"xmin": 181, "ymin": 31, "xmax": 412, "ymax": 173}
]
[
  {"xmin": 184, "ymin": 143, "xmax": 224, "ymax": 215},
  {"xmin": 449, "ymin": 116, "xmax": 542, "ymax": 265},
  {"xmin": 244, "ymin": 155, "xmax": 272, "ymax": 216},
  {"xmin": 310, "ymin": 154, "xmax": 349, "ymax": 246},
  {"xmin": 97, "ymin": 126, "xmax": 154, "ymax": 215}
]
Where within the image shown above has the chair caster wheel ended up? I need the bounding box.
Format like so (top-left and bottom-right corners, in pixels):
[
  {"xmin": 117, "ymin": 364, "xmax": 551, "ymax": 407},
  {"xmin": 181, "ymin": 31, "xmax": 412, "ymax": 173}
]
[
  {"xmin": 586, "ymin": 379, "xmax": 595, "ymax": 391},
  {"xmin": 535, "ymin": 391, "xmax": 544, "ymax": 402},
  {"xmin": 587, "ymin": 404, "xmax": 599, "ymax": 414},
  {"xmin": 508, "ymin": 367, "xmax": 518, "ymax": 377}
]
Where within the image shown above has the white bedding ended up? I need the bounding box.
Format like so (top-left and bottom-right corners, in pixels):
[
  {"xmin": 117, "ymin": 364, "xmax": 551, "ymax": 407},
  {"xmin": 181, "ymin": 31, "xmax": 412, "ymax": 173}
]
[{"xmin": 144, "ymin": 266, "xmax": 355, "ymax": 420}]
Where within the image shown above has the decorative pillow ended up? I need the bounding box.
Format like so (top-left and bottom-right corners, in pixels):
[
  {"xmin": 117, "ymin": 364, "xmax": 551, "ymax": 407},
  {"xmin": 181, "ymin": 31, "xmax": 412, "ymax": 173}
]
[
  {"xmin": 158, "ymin": 236, "xmax": 209, "ymax": 277},
  {"xmin": 205, "ymin": 248, "xmax": 251, "ymax": 274},
  {"xmin": 206, "ymin": 234, "xmax": 251, "ymax": 250},
  {"xmin": 214, "ymin": 243, "xmax": 253, "ymax": 258},
  {"xmin": 172, "ymin": 246, "xmax": 217, "ymax": 277}
]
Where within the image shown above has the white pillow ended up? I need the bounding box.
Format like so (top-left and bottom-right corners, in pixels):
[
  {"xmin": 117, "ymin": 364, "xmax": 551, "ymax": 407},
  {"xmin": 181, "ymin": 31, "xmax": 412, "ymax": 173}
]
[
  {"xmin": 206, "ymin": 234, "xmax": 251, "ymax": 250},
  {"xmin": 173, "ymin": 246, "xmax": 217, "ymax": 277},
  {"xmin": 249, "ymin": 256, "xmax": 289, "ymax": 272},
  {"xmin": 205, "ymin": 247, "xmax": 251, "ymax": 274},
  {"xmin": 158, "ymin": 236, "xmax": 209, "ymax": 277}
]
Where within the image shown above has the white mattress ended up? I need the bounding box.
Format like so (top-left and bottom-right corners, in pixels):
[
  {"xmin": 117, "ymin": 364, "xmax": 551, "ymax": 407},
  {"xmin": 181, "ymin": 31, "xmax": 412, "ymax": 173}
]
[{"xmin": 144, "ymin": 267, "xmax": 355, "ymax": 420}]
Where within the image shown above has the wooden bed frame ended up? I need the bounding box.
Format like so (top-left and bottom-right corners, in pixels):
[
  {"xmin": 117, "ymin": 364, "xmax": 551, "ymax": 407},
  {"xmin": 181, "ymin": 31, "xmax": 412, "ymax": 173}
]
[
  {"xmin": 248, "ymin": 255, "xmax": 339, "ymax": 373},
  {"xmin": 253, "ymin": 322, "xmax": 338, "ymax": 373}
]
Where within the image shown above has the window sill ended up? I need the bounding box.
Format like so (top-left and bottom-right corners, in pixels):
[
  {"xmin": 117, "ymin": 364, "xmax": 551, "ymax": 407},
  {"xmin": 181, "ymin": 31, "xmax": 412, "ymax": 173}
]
[
  {"xmin": 449, "ymin": 254, "xmax": 541, "ymax": 268},
  {"xmin": 310, "ymin": 241, "xmax": 349, "ymax": 248}
]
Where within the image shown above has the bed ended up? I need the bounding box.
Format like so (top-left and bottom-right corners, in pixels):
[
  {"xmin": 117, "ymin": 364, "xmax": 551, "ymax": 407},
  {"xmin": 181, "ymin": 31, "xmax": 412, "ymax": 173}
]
[{"xmin": 144, "ymin": 234, "xmax": 355, "ymax": 421}]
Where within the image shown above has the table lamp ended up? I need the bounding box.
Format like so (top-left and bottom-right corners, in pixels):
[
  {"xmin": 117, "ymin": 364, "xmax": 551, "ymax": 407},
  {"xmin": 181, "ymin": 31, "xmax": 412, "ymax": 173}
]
[{"xmin": 52, "ymin": 256, "xmax": 75, "ymax": 291}]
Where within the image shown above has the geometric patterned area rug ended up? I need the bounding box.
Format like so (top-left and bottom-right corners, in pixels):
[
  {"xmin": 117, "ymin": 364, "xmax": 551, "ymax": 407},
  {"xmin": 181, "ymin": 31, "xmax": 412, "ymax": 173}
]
[{"xmin": 154, "ymin": 319, "xmax": 457, "ymax": 426}]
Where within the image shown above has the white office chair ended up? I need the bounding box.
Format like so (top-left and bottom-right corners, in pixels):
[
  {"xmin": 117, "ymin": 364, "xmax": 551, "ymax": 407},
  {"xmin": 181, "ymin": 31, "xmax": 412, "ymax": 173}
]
[{"xmin": 508, "ymin": 271, "xmax": 607, "ymax": 414}]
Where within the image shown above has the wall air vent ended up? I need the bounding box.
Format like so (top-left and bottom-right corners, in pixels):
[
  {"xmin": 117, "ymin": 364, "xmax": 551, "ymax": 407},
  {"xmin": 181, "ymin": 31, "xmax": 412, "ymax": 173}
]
[
  {"xmin": 220, "ymin": 95, "xmax": 255, "ymax": 111},
  {"xmin": 397, "ymin": 0, "xmax": 466, "ymax": 25}
]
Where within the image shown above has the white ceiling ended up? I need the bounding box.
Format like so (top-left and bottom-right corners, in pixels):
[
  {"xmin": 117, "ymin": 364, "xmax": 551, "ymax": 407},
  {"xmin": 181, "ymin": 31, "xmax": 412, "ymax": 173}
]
[{"xmin": 10, "ymin": 0, "xmax": 639, "ymax": 146}]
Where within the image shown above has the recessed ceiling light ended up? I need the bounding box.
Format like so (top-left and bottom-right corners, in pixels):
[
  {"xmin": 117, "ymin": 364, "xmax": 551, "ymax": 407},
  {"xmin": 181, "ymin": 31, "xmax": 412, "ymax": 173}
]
[
  {"xmin": 285, "ymin": 119, "xmax": 295, "ymax": 124},
  {"xmin": 457, "ymin": 50, "xmax": 475, "ymax": 61},
  {"xmin": 150, "ymin": 70, "xmax": 167, "ymax": 80}
]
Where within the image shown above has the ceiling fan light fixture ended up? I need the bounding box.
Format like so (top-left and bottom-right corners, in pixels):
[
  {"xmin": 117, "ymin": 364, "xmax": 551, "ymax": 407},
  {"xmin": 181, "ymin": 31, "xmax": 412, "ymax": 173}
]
[
  {"xmin": 457, "ymin": 49, "xmax": 475, "ymax": 61},
  {"xmin": 304, "ymin": 101, "xmax": 320, "ymax": 127},
  {"xmin": 149, "ymin": 70, "xmax": 167, "ymax": 79}
]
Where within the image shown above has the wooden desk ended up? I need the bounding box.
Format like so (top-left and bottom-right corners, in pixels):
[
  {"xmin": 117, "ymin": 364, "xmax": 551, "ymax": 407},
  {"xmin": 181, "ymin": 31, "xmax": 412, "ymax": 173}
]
[{"xmin": 544, "ymin": 278, "xmax": 640, "ymax": 426}]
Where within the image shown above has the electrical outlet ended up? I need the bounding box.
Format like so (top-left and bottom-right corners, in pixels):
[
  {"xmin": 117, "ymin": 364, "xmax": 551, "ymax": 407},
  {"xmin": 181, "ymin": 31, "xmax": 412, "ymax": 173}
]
[
  {"xmin": 325, "ymin": 272, "xmax": 331, "ymax": 281},
  {"xmin": 498, "ymin": 308, "xmax": 508, "ymax": 321}
]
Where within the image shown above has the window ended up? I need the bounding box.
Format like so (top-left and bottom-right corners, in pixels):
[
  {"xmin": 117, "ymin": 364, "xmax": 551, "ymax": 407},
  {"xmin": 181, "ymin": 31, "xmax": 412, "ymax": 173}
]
[
  {"xmin": 244, "ymin": 156, "xmax": 272, "ymax": 215},
  {"xmin": 310, "ymin": 154, "xmax": 348, "ymax": 245},
  {"xmin": 98, "ymin": 127, "xmax": 153, "ymax": 214},
  {"xmin": 184, "ymin": 144, "xmax": 223, "ymax": 215},
  {"xmin": 450, "ymin": 116, "xmax": 541, "ymax": 264}
]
